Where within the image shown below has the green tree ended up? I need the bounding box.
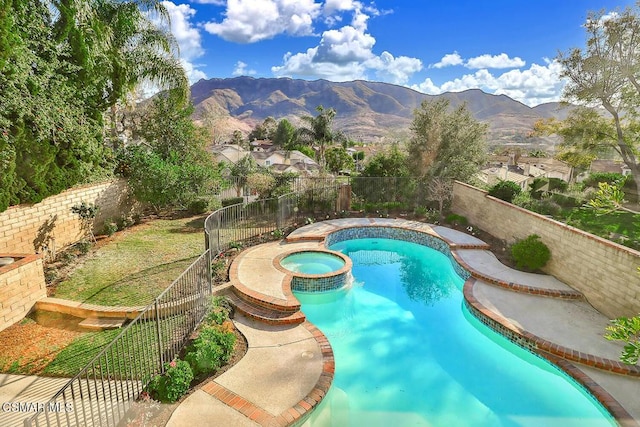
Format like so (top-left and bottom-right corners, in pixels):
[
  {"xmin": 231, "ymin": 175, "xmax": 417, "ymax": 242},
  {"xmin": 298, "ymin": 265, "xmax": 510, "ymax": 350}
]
[
  {"xmin": 229, "ymin": 155, "xmax": 258, "ymax": 197},
  {"xmin": 407, "ymin": 99, "xmax": 487, "ymax": 182},
  {"xmin": 272, "ymin": 119, "xmax": 297, "ymax": 149},
  {"xmin": 324, "ymin": 147, "xmax": 355, "ymax": 174},
  {"xmin": 138, "ymin": 91, "xmax": 210, "ymax": 161},
  {"xmin": 248, "ymin": 117, "xmax": 277, "ymax": 141},
  {"xmin": 556, "ymin": 5, "xmax": 640, "ymax": 203},
  {"xmin": 297, "ymin": 105, "xmax": 345, "ymax": 165},
  {"xmin": 52, "ymin": 0, "xmax": 189, "ymax": 126},
  {"xmin": 230, "ymin": 130, "xmax": 249, "ymax": 150},
  {"xmin": 361, "ymin": 144, "xmax": 409, "ymax": 177},
  {"xmin": 0, "ymin": 0, "xmax": 108, "ymax": 211},
  {"xmin": 117, "ymin": 92, "xmax": 221, "ymax": 212}
]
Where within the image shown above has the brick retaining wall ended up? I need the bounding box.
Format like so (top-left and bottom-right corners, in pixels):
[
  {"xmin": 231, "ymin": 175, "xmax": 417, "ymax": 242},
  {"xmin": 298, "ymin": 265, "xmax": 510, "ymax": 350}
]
[
  {"xmin": 0, "ymin": 179, "xmax": 135, "ymax": 256},
  {"xmin": 452, "ymin": 181, "xmax": 640, "ymax": 319},
  {"xmin": 0, "ymin": 254, "xmax": 46, "ymax": 332}
]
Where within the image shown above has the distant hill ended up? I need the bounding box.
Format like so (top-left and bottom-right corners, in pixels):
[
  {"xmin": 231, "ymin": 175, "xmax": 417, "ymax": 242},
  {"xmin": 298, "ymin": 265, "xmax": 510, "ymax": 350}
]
[{"xmin": 190, "ymin": 76, "xmax": 571, "ymax": 148}]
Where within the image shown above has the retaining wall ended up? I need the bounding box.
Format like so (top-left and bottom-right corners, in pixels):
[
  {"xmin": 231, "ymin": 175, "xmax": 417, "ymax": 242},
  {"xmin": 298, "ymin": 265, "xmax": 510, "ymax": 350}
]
[
  {"xmin": 0, "ymin": 254, "xmax": 46, "ymax": 332},
  {"xmin": 452, "ymin": 181, "xmax": 640, "ymax": 319},
  {"xmin": 0, "ymin": 179, "xmax": 135, "ymax": 256}
]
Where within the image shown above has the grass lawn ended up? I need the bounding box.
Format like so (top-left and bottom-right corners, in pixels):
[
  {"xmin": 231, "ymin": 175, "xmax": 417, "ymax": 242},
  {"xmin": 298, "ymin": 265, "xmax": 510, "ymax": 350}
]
[
  {"xmin": 557, "ymin": 207, "xmax": 640, "ymax": 249},
  {"xmin": 53, "ymin": 215, "xmax": 207, "ymax": 306}
]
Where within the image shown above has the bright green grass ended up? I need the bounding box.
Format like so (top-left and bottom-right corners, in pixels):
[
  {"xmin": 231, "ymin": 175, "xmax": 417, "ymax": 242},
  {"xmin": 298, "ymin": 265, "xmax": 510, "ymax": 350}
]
[
  {"xmin": 42, "ymin": 317, "xmax": 180, "ymax": 378},
  {"xmin": 54, "ymin": 215, "xmax": 206, "ymax": 306},
  {"xmin": 557, "ymin": 207, "xmax": 640, "ymax": 249}
]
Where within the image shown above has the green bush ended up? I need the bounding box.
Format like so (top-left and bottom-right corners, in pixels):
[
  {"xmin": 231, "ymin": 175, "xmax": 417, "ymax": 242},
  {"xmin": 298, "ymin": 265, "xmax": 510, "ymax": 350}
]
[
  {"xmin": 222, "ymin": 197, "xmax": 244, "ymax": 207},
  {"xmin": 549, "ymin": 193, "xmax": 581, "ymax": 208},
  {"xmin": 528, "ymin": 199, "xmax": 562, "ymax": 216},
  {"xmin": 529, "ymin": 177, "xmax": 568, "ymax": 199},
  {"xmin": 510, "ymin": 234, "xmax": 551, "ymax": 271},
  {"xmin": 187, "ymin": 198, "xmax": 209, "ymax": 214},
  {"xmin": 74, "ymin": 240, "xmax": 92, "ymax": 255},
  {"xmin": 147, "ymin": 360, "xmax": 193, "ymax": 403},
  {"xmin": 102, "ymin": 220, "xmax": 118, "ymax": 236},
  {"xmin": 184, "ymin": 326, "xmax": 236, "ymax": 376},
  {"xmin": 488, "ymin": 180, "xmax": 522, "ymax": 203},
  {"xmin": 584, "ymin": 172, "xmax": 626, "ymax": 188},
  {"xmin": 445, "ymin": 213, "xmax": 468, "ymax": 226}
]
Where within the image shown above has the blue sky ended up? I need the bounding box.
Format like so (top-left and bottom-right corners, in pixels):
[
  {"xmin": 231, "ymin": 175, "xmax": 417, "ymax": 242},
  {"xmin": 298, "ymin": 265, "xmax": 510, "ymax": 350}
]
[{"xmin": 161, "ymin": 0, "xmax": 635, "ymax": 107}]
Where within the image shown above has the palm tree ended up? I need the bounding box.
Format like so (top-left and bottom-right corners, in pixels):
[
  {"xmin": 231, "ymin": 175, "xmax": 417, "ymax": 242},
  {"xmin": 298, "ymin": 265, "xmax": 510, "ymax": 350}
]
[
  {"xmin": 51, "ymin": 0, "xmax": 189, "ymax": 142},
  {"xmin": 297, "ymin": 105, "xmax": 344, "ymax": 166}
]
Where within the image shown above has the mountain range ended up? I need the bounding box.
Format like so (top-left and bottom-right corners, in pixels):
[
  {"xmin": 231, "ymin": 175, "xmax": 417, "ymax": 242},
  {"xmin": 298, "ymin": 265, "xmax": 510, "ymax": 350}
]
[{"xmin": 190, "ymin": 76, "xmax": 571, "ymax": 148}]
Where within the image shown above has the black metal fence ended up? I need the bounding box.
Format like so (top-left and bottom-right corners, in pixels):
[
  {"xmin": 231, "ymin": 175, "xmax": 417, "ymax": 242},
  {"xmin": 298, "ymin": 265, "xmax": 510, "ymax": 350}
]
[{"xmin": 23, "ymin": 251, "xmax": 212, "ymax": 427}]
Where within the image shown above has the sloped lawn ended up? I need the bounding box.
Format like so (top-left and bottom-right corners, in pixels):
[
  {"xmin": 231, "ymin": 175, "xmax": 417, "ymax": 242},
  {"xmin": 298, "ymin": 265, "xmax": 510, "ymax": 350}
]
[{"xmin": 53, "ymin": 215, "xmax": 206, "ymax": 306}]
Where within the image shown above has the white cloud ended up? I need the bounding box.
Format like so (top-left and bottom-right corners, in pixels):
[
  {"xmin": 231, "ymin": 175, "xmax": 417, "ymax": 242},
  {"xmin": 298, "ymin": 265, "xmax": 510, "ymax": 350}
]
[
  {"xmin": 203, "ymin": 0, "xmax": 321, "ymax": 43},
  {"xmin": 232, "ymin": 61, "xmax": 257, "ymax": 76},
  {"xmin": 162, "ymin": 2, "xmax": 207, "ymax": 83},
  {"xmin": 465, "ymin": 53, "xmax": 525, "ymax": 69},
  {"xmin": 411, "ymin": 59, "xmax": 566, "ymax": 106},
  {"xmin": 272, "ymin": 3, "xmax": 421, "ymax": 84},
  {"xmin": 430, "ymin": 52, "xmax": 463, "ymax": 69},
  {"xmin": 365, "ymin": 52, "xmax": 422, "ymax": 85}
]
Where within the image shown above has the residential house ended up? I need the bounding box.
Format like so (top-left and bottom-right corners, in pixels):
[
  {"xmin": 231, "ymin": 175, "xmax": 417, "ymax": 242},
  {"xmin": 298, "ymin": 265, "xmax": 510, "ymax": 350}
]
[{"xmin": 211, "ymin": 144, "xmax": 320, "ymax": 176}]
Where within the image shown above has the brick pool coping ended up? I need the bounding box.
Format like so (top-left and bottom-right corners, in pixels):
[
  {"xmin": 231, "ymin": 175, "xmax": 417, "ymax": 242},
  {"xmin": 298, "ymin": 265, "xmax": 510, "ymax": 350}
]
[
  {"xmin": 225, "ymin": 219, "xmax": 638, "ymax": 426},
  {"xmin": 199, "ymin": 321, "xmax": 334, "ymax": 427}
]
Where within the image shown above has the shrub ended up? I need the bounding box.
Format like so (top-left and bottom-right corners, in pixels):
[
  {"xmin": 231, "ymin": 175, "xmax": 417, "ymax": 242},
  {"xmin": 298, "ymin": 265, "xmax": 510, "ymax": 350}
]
[
  {"xmin": 147, "ymin": 360, "xmax": 193, "ymax": 403},
  {"xmin": 488, "ymin": 180, "xmax": 522, "ymax": 203},
  {"xmin": 184, "ymin": 326, "xmax": 236, "ymax": 376},
  {"xmin": 528, "ymin": 199, "xmax": 562, "ymax": 216},
  {"xmin": 584, "ymin": 172, "xmax": 626, "ymax": 188},
  {"xmin": 510, "ymin": 234, "xmax": 551, "ymax": 271},
  {"xmin": 74, "ymin": 240, "xmax": 92, "ymax": 255},
  {"xmin": 444, "ymin": 213, "xmax": 468, "ymax": 226},
  {"xmin": 187, "ymin": 198, "xmax": 209, "ymax": 214},
  {"xmin": 102, "ymin": 220, "xmax": 118, "ymax": 236},
  {"xmin": 222, "ymin": 197, "xmax": 244, "ymax": 207}
]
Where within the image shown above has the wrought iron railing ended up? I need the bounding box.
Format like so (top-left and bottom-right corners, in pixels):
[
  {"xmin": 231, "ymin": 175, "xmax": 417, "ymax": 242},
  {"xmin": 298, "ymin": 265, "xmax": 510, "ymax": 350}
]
[{"xmin": 23, "ymin": 250, "xmax": 212, "ymax": 427}]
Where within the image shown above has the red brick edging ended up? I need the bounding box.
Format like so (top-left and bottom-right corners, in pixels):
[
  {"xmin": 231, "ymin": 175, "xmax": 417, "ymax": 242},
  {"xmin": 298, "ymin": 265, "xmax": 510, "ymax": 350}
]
[
  {"xmin": 463, "ymin": 277, "xmax": 639, "ymax": 426},
  {"xmin": 201, "ymin": 321, "xmax": 335, "ymax": 427}
]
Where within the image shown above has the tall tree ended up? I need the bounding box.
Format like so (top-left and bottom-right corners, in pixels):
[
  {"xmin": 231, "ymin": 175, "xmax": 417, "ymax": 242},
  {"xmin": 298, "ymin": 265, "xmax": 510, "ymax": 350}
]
[
  {"xmin": 248, "ymin": 116, "xmax": 277, "ymax": 141},
  {"xmin": 557, "ymin": 5, "xmax": 640, "ymax": 201},
  {"xmin": 272, "ymin": 118, "xmax": 297, "ymax": 149},
  {"xmin": 297, "ymin": 105, "xmax": 344, "ymax": 165},
  {"xmin": 361, "ymin": 144, "xmax": 409, "ymax": 177},
  {"xmin": 407, "ymin": 99, "xmax": 487, "ymax": 182},
  {"xmin": 52, "ymin": 0, "xmax": 188, "ymax": 143}
]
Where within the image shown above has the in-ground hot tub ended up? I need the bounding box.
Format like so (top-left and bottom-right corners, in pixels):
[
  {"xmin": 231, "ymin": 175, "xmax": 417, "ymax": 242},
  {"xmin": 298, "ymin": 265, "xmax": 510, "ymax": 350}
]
[{"xmin": 275, "ymin": 250, "xmax": 352, "ymax": 292}]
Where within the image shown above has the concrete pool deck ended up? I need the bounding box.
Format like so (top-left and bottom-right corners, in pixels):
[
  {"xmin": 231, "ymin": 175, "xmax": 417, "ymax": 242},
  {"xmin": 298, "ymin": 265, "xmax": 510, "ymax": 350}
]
[{"xmin": 167, "ymin": 218, "xmax": 640, "ymax": 427}]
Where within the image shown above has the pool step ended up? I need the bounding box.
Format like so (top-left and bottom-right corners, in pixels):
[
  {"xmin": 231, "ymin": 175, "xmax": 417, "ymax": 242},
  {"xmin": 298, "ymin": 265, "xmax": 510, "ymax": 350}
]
[{"xmin": 226, "ymin": 292, "xmax": 306, "ymax": 326}]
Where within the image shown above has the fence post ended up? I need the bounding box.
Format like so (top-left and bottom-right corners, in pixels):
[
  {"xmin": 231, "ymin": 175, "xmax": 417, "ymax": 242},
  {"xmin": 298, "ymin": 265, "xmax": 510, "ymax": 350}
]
[{"xmin": 154, "ymin": 300, "xmax": 164, "ymax": 374}]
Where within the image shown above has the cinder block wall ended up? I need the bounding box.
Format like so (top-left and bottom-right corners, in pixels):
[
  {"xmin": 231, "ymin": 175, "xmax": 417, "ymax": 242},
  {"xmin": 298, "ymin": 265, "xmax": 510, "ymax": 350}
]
[
  {"xmin": 452, "ymin": 181, "xmax": 640, "ymax": 319},
  {"xmin": 0, "ymin": 254, "xmax": 46, "ymax": 332},
  {"xmin": 0, "ymin": 179, "xmax": 135, "ymax": 255}
]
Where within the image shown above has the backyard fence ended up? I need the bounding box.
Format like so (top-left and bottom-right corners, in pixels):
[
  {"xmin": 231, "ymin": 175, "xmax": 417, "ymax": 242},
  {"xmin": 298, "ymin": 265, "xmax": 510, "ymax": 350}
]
[
  {"xmin": 205, "ymin": 175, "xmax": 433, "ymax": 257},
  {"xmin": 23, "ymin": 250, "xmax": 212, "ymax": 427},
  {"xmin": 205, "ymin": 179, "xmax": 347, "ymax": 256}
]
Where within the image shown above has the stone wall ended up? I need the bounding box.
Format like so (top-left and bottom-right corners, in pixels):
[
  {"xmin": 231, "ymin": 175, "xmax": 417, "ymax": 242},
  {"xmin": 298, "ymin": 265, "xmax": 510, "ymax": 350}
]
[
  {"xmin": 0, "ymin": 179, "xmax": 135, "ymax": 256},
  {"xmin": 0, "ymin": 254, "xmax": 46, "ymax": 332},
  {"xmin": 452, "ymin": 181, "xmax": 640, "ymax": 319}
]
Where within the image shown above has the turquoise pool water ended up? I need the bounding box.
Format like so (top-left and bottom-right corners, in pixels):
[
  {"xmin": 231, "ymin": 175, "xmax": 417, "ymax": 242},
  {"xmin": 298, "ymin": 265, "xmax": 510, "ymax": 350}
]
[
  {"xmin": 296, "ymin": 238, "xmax": 615, "ymax": 427},
  {"xmin": 281, "ymin": 251, "xmax": 345, "ymax": 275}
]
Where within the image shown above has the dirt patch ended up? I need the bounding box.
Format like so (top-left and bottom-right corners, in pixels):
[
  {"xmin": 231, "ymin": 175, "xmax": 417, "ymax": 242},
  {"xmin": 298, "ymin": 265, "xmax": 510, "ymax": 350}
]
[{"xmin": 0, "ymin": 318, "xmax": 84, "ymax": 375}]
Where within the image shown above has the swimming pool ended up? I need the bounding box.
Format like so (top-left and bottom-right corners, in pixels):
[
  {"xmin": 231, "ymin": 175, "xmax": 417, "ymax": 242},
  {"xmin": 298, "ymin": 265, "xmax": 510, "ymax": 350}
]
[{"xmin": 296, "ymin": 237, "xmax": 615, "ymax": 427}]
